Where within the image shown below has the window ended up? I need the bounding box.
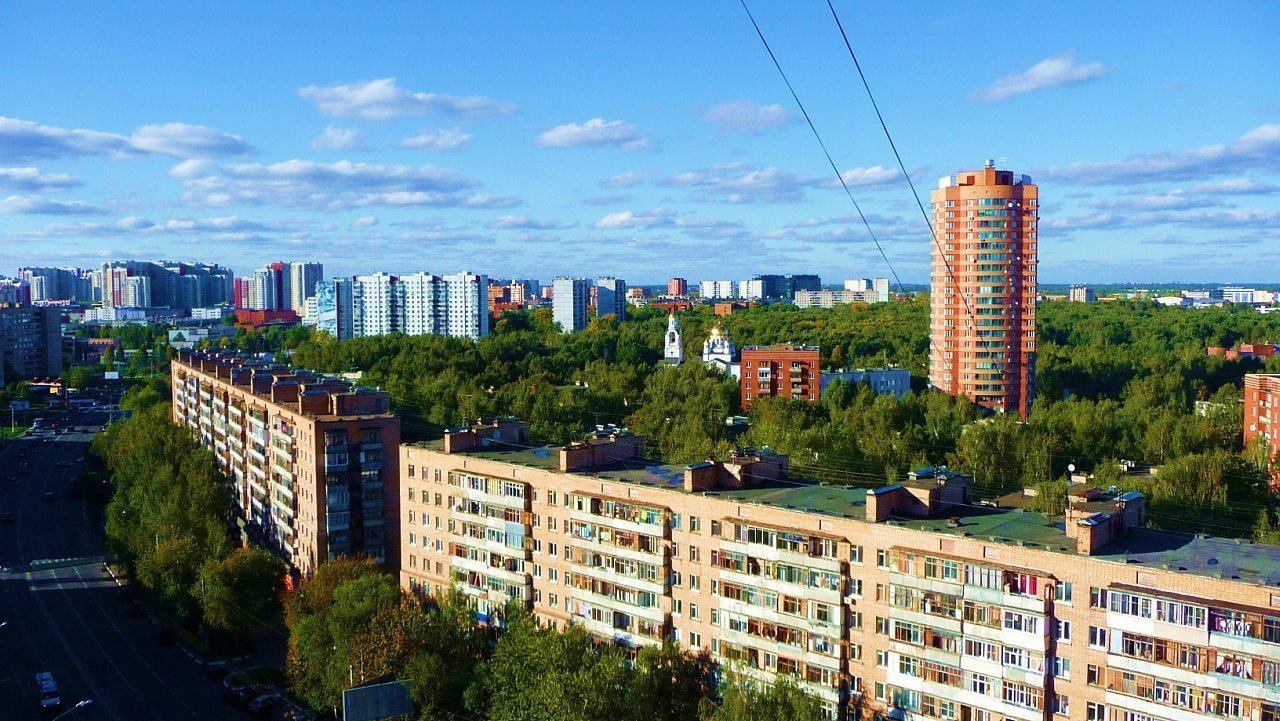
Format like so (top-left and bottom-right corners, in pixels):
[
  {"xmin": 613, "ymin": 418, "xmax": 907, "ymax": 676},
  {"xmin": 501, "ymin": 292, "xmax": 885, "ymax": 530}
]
[
  {"xmin": 1087, "ymin": 703, "xmax": 1106, "ymax": 721},
  {"xmin": 850, "ymin": 544, "xmax": 863, "ymax": 564},
  {"xmin": 710, "ymin": 520, "xmax": 722, "ymax": 537},
  {"xmin": 1055, "ymin": 620, "xmax": 1072, "ymax": 642},
  {"xmin": 1086, "ymin": 665, "xmax": 1101, "ymax": 686},
  {"xmin": 1053, "ymin": 657, "xmax": 1071, "ymax": 679},
  {"xmin": 925, "ymin": 557, "xmax": 961, "ymax": 582},
  {"xmin": 877, "ymin": 549, "xmax": 890, "ymax": 569},
  {"xmin": 691, "ymin": 516, "xmax": 701, "ymax": 533},
  {"xmin": 1088, "ymin": 626, "xmax": 1107, "ymax": 649},
  {"xmin": 1056, "ymin": 582, "xmax": 1073, "ymax": 604},
  {"xmin": 1003, "ymin": 610, "xmax": 1040, "ymax": 634},
  {"xmin": 691, "ymin": 631, "xmax": 701, "ymax": 648},
  {"xmin": 408, "ymin": 464, "xmax": 415, "ymax": 478},
  {"xmin": 1053, "ymin": 694, "xmax": 1069, "ymax": 716},
  {"xmin": 690, "ymin": 603, "xmax": 699, "ymax": 620}
]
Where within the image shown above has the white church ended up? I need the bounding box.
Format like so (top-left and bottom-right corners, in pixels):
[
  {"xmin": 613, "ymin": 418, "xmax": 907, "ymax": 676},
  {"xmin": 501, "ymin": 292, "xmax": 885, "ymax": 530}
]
[{"xmin": 701, "ymin": 324, "xmax": 740, "ymax": 379}]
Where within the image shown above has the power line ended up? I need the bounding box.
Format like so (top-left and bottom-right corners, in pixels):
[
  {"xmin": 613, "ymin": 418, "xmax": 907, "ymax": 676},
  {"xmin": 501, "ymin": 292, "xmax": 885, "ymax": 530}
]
[{"xmin": 736, "ymin": 0, "xmax": 904, "ymax": 297}]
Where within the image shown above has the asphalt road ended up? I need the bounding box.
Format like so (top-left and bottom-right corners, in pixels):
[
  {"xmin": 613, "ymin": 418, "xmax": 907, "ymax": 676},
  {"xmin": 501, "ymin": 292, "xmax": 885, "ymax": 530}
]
[{"xmin": 0, "ymin": 409, "xmax": 241, "ymax": 721}]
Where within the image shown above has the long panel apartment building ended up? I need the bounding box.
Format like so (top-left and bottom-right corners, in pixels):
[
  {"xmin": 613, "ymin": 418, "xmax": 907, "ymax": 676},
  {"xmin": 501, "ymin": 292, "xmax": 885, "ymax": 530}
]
[
  {"xmin": 172, "ymin": 350, "xmax": 400, "ymax": 576},
  {"xmin": 401, "ymin": 418, "xmax": 1280, "ymax": 721}
]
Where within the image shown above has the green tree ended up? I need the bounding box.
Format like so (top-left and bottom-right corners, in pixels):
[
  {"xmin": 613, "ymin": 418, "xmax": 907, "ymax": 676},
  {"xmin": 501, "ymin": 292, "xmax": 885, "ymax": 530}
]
[
  {"xmin": 700, "ymin": 671, "xmax": 825, "ymax": 721},
  {"xmin": 466, "ymin": 611, "xmax": 631, "ymax": 721},
  {"xmin": 197, "ymin": 546, "xmax": 286, "ymax": 641}
]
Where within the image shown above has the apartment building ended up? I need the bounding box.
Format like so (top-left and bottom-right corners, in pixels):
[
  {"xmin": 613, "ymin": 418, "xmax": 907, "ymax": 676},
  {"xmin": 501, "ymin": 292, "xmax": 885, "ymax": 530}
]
[
  {"xmin": 740, "ymin": 344, "xmax": 821, "ymax": 410},
  {"xmin": 595, "ymin": 277, "xmax": 628, "ymax": 321},
  {"xmin": 0, "ymin": 305, "xmax": 63, "ymax": 386},
  {"xmin": 1245, "ymin": 374, "xmax": 1280, "ymax": 491},
  {"xmin": 553, "ymin": 277, "xmax": 590, "ymax": 333},
  {"xmin": 172, "ymin": 350, "xmax": 400, "ymax": 576},
  {"xmin": 930, "ymin": 161, "xmax": 1038, "ymax": 418},
  {"xmin": 401, "ymin": 418, "xmax": 1280, "ymax": 721}
]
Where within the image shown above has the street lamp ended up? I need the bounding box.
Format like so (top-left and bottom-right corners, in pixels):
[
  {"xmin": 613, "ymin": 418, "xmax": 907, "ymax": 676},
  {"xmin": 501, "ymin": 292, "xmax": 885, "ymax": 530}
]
[{"xmin": 52, "ymin": 700, "xmax": 92, "ymax": 720}]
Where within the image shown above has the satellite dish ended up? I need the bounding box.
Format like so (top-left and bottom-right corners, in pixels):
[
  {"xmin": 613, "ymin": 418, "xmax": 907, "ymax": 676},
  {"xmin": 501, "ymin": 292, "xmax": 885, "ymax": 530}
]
[
  {"xmin": 493, "ymin": 429, "xmax": 502, "ymax": 441},
  {"xmin": 480, "ymin": 437, "xmax": 491, "ymax": 447}
]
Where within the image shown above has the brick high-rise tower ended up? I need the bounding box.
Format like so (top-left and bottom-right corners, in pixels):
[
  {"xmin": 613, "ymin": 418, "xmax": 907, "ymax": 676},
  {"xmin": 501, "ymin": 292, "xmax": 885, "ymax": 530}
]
[{"xmin": 929, "ymin": 161, "xmax": 1038, "ymax": 417}]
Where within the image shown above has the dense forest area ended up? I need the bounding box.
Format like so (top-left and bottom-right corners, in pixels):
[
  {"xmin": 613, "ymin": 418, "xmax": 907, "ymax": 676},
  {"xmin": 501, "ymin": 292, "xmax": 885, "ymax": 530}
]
[{"xmin": 282, "ymin": 299, "xmax": 1280, "ymax": 539}]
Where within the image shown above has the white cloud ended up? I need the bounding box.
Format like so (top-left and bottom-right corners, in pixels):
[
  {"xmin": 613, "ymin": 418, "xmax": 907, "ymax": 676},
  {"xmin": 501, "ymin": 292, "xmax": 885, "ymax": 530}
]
[
  {"xmin": 129, "ymin": 123, "xmax": 250, "ymax": 158},
  {"xmin": 485, "ymin": 215, "xmax": 566, "ymax": 230},
  {"xmin": 1186, "ymin": 178, "xmax": 1276, "ymax": 195},
  {"xmin": 599, "ymin": 171, "xmax": 649, "ymax": 189},
  {"xmin": 177, "ymin": 159, "xmax": 517, "ymax": 211},
  {"xmin": 700, "ymin": 99, "xmax": 792, "ymax": 135},
  {"xmin": 594, "ymin": 208, "xmax": 676, "ymax": 229},
  {"xmin": 168, "ymin": 159, "xmax": 216, "ymax": 178},
  {"xmin": 352, "ymin": 215, "xmax": 380, "ymax": 228},
  {"xmin": 535, "ymin": 118, "xmax": 649, "ymax": 151},
  {"xmin": 0, "ymin": 116, "xmax": 249, "ymax": 161},
  {"xmin": 310, "ymin": 126, "xmax": 367, "ymax": 151},
  {"xmin": 0, "ymin": 167, "xmax": 81, "ymax": 191},
  {"xmin": 298, "ymin": 77, "xmax": 515, "ymax": 121},
  {"xmin": 833, "ymin": 165, "xmax": 901, "ymax": 188},
  {"xmin": 401, "ymin": 128, "xmax": 472, "ymax": 151},
  {"xmin": 973, "ymin": 51, "xmax": 1109, "ymax": 102},
  {"xmin": 0, "ymin": 116, "xmax": 133, "ymax": 160},
  {"xmin": 0, "ymin": 194, "xmax": 101, "ymax": 215},
  {"xmin": 1041, "ymin": 124, "xmax": 1280, "ymax": 184}
]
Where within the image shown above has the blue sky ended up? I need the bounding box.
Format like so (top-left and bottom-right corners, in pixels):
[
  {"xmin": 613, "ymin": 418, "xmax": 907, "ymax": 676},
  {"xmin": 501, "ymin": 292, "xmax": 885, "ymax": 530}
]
[{"xmin": 2, "ymin": 2, "xmax": 1277, "ymax": 284}]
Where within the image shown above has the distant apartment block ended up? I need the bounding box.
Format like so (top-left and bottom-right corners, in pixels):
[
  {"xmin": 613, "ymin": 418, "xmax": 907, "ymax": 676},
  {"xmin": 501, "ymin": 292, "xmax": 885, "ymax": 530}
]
[
  {"xmin": 1245, "ymin": 374, "xmax": 1280, "ymax": 490},
  {"xmin": 699, "ymin": 280, "xmax": 738, "ymax": 300},
  {"xmin": 667, "ymin": 277, "xmax": 688, "ymax": 296},
  {"xmin": 795, "ymin": 286, "xmax": 890, "ymax": 309},
  {"xmin": 172, "ymin": 350, "xmax": 400, "ymax": 576},
  {"xmin": 1068, "ymin": 285, "xmax": 1097, "ymax": 303},
  {"xmin": 0, "ymin": 305, "xmax": 63, "ymax": 386},
  {"xmin": 844, "ymin": 278, "xmax": 891, "ymax": 303},
  {"xmin": 99, "ymin": 260, "xmax": 234, "ymax": 309},
  {"xmin": 740, "ymin": 344, "xmax": 820, "ymax": 410},
  {"xmin": 819, "ymin": 367, "xmax": 911, "ymax": 399},
  {"xmin": 930, "ymin": 161, "xmax": 1038, "ymax": 418},
  {"xmin": 595, "ymin": 277, "xmax": 628, "ymax": 320},
  {"xmin": 401, "ymin": 418, "xmax": 1280, "ymax": 721},
  {"xmin": 19, "ymin": 266, "xmax": 93, "ymax": 303},
  {"xmin": 553, "ymin": 277, "xmax": 591, "ymax": 333},
  {"xmin": 307, "ymin": 272, "xmax": 488, "ymax": 341}
]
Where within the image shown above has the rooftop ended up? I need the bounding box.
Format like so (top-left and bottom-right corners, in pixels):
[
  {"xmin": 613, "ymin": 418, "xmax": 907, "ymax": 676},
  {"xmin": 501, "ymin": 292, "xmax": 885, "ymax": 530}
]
[{"xmin": 410, "ymin": 437, "xmax": 1280, "ymax": 589}]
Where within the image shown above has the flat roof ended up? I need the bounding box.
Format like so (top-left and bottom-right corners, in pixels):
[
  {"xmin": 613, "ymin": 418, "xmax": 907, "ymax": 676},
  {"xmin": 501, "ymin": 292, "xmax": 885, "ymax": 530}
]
[{"xmin": 409, "ymin": 440, "xmax": 1280, "ymax": 589}]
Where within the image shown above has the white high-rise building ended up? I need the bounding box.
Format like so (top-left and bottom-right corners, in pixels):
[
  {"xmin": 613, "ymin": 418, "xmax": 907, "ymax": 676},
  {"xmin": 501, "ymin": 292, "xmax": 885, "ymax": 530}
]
[
  {"xmin": 120, "ymin": 275, "xmax": 152, "ymax": 308},
  {"xmin": 353, "ymin": 273, "xmax": 399, "ymax": 337},
  {"xmin": 553, "ymin": 277, "xmax": 590, "ymax": 333},
  {"xmin": 699, "ymin": 280, "xmax": 737, "ymax": 300},
  {"xmin": 595, "ymin": 277, "xmax": 627, "ymax": 320},
  {"xmin": 441, "ymin": 271, "xmax": 489, "ymax": 340},
  {"xmin": 288, "ymin": 262, "xmax": 323, "ymax": 311}
]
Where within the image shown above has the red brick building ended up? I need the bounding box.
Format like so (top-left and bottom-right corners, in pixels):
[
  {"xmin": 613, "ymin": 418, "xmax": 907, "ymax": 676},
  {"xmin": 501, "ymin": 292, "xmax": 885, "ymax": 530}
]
[
  {"xmin": 234, "ymin": 309, "xmax": 300, "ymax": 329},
  {"xmin": 651, "ymin": 300, "xmax": 694, "ymax": 314},
  {"xmin": 667, "ymin": 277, "xmax": 687, "ymax": 296},
  {"xmin": 740, "ymin": 344, "xmax": 820, "ymax": 410},
  {"xmin": 1245, "ymin": 374, "xmax": 1280, "ymax": 490},
  {"xmin": 929, "ymin": 161, "xmax": 1038, "ymax": 418}
]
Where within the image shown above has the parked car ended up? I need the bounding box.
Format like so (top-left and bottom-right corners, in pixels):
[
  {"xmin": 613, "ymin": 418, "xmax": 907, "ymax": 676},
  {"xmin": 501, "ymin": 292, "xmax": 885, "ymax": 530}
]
[
  {"xmin": 34, "ymin": 671, "xmax": 61, "ymax": 709},
  {"xmin": 248, "ymin": 693, "xmax": 281, "ymax": 718},
  {"xmin": 222, "ymin": 673, "xmax": 256, "ymax": 708}
]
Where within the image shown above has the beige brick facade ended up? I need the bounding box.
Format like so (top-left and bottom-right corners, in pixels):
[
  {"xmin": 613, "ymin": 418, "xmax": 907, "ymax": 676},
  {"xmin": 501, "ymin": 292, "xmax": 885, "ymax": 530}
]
[
  {"xmin": 172, "ymin": 351, "xmax": 400, "ymax": 577},
  {"xmin": 401, "ymin": 420, "xmax": 1280, "ymax": 721}
]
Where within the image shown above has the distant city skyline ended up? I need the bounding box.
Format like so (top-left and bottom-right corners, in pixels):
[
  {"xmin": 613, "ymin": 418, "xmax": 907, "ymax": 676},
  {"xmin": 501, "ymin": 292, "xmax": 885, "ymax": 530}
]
[{"xmin": 1, "ymin": 4, "xmax": 1277, "ymax": 283}]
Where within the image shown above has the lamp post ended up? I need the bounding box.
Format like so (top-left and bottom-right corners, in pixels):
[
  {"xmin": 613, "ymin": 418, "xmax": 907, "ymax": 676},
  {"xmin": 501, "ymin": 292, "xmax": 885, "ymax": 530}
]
[{"xmin": 51, "ymin": 699, "xmax": 93, "ymax": 720}]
